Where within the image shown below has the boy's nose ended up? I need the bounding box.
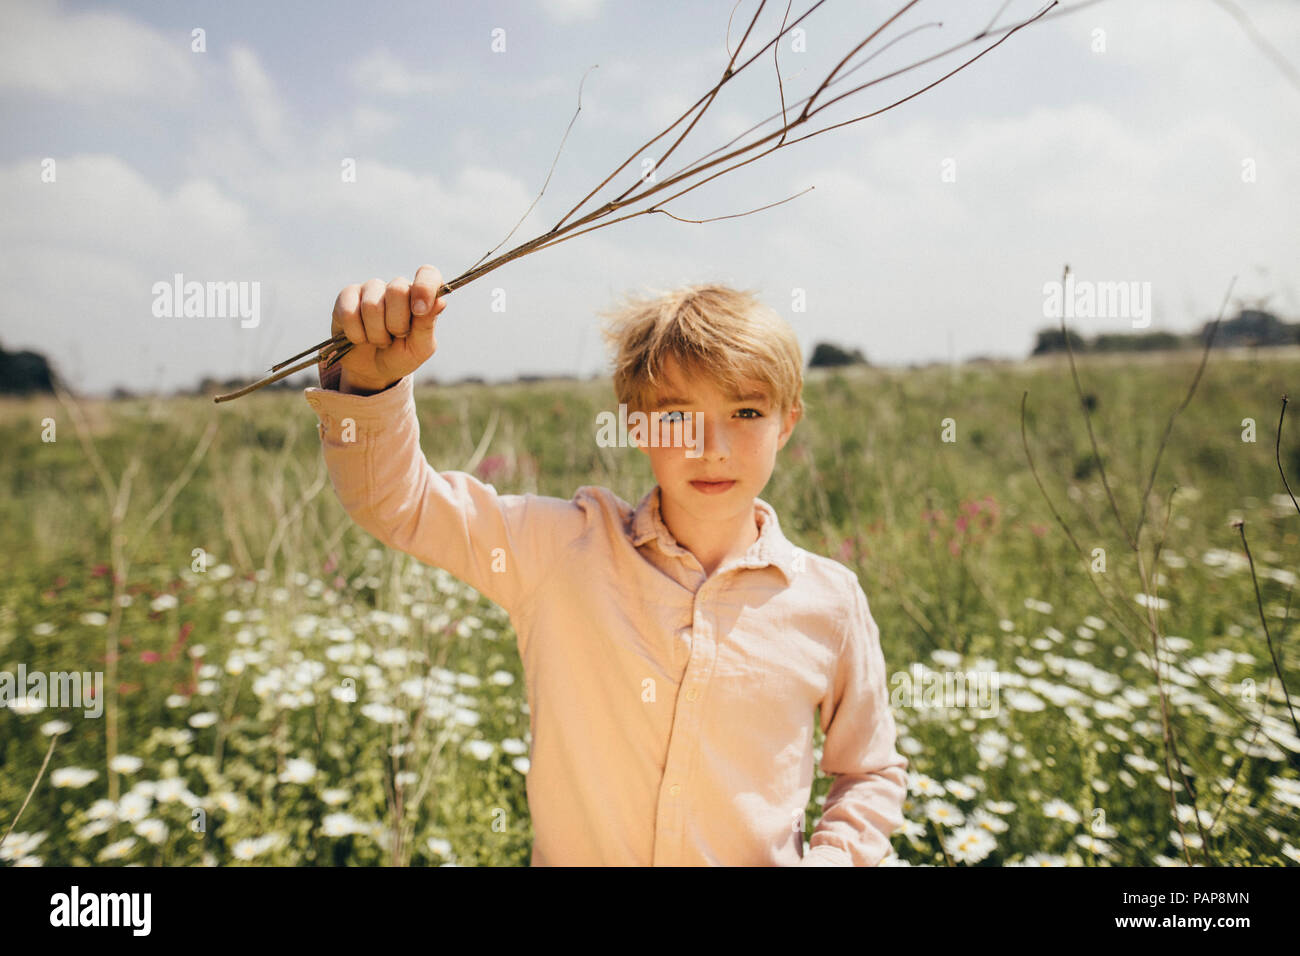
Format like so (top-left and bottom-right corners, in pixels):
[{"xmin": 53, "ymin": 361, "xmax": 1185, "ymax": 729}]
[{"xmin": 699, "ymin": 416, "xmax": 730, "ymax": 460}]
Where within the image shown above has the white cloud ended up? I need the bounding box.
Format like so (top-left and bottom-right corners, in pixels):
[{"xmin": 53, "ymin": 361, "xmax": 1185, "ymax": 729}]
[
  {"xmin": 230, "ymin": 44, "xmax": 291, "ymax": 160},
  {"xmin": 350, "ymin": 49, "xmax": 458, "ymax": 96},
  {"xmin": 0, "ymin": 0, "xmax": 197, "ymax": 100},
  {"xmin": 540, "ymin": 0, "xmax": 604, "ymax": 24}
]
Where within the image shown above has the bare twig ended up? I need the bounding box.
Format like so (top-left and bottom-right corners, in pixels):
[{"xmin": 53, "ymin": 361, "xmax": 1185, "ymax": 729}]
[
  {"xmin": 1277, "ymin": 395, "xmax": 1299, "ymax": 516},
  {"xmin": 1236, "ymin": 519, "xmax": 1300, "ymax": 738},
  {"xmin": 0, "ymin": 733, "xmax": 62, "ymax": 855},
  {"xmin": 1212, "ymin": 0, "xmax": 1300, "ymax": 95},
  {"xmin": 216, "ymin": 0, "xmax": 1083, "ymax": 403}
]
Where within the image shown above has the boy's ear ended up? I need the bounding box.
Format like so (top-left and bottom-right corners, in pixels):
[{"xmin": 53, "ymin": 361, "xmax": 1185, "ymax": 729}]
[{"xmin": 776, "ymin": 403, "xmax": 801, "ymax": 450}]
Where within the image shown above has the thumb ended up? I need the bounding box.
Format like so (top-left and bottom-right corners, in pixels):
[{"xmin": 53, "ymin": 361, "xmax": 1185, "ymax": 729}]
[{"xmin": 406, "ymin": 299, "xmax": 444, "ymax": 361}]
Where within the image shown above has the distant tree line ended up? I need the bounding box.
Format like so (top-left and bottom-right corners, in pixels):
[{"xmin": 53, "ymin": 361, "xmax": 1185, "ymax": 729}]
[
  {"xmin": 1032, "ymin": 309, "xmax": 1299, "ymax": 356},
  {"xmin": 0, "ymin": 342, "xmax": 58, "ymax": 394},
  {"xmin": 808, "ymin": 342, "xmax": 869, "ymax": 367}
]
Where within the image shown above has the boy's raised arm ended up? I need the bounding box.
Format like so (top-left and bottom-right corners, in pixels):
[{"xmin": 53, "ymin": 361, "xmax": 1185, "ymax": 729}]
[
  {"xmin": 302, "ymin": 265, "xmax": 584, "ymax": 615},
  {"xmin": 799, "ymin": 581, "xmax": 910, "ymax": 867}
]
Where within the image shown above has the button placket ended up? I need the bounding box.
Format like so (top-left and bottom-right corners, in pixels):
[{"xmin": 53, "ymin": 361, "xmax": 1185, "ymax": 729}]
[{"xmin": 653, "ymin": 591, "xmax": 718, "ymax": 865}]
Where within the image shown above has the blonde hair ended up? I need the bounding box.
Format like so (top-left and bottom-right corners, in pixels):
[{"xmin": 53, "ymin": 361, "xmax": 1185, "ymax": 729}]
[{"xmin": 599, "ymin": 283, "xmax": 806, "ymax": 420}]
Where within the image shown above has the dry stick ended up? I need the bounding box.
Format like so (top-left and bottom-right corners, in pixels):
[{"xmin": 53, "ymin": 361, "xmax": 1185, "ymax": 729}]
[
  {"xmin": 216, "ymin": 0, "xmax": 1068, "ymax": 403},
  {"xmin": 1277, "ymin": 395, "xmax": 1299, "ymax": 516},
  {"xmin": 464, "ymin": 63, "xmax": 600, "ymax": 276},
  {"xmin": 1237, "ymin": 520, "xmax": 1300, "ymax": 738},
  {"xmin": 0, "ymin": 733, "xmax": 61, "ymax": 854},
  {"xmin": 524, "ymin": 0, "xmax": 1061, "ymax": 262},
  {"xmin": 556, "ymin": 0, "xmax": 827, "ymax": 226},
  {"xmin": 264, "ymin": 2, "xmax": 1088, "ymax": 402},
  {"xmin": 681, "ymin": 3, "xmax": 1117, "ymax": 181},
  {"xmin": 272, "ymin": 2, "xmax": 1046, "ymax": 388},
  {"xmin": 517, "ymin": 23, "xmax": 1025, "ymax": 268},
  {"xmin": 680, "ymin": 17, "xmax": 946, "ymax": 179}
]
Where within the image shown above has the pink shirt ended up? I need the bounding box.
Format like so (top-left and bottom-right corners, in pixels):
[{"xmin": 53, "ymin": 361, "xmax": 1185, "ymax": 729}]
[{"xmin": 304, "ymin": 366, "xmax": 908, "ymax": 866}]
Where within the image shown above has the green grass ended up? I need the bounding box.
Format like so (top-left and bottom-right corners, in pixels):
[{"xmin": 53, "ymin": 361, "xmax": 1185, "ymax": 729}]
[{"xmin": 1, "ymin": 350, "xmax": 1297, "ymax": 866}]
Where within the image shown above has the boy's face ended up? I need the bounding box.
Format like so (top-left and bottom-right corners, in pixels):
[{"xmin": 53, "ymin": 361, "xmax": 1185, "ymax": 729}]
[{"xmin": 634, "ymin": 353, "xmax": 800, "ymax": 517}]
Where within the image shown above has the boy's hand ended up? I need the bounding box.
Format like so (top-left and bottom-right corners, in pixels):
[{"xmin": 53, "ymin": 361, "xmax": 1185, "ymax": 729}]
[{"xmin": 330, "ymin": 264, "xmax": 449, "ymax": 393}]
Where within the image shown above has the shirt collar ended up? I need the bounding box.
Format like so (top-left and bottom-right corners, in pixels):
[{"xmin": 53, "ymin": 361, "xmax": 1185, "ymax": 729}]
[{"xmin": 629, "ymin": 485, "xmax": 797, "ymax": 585}]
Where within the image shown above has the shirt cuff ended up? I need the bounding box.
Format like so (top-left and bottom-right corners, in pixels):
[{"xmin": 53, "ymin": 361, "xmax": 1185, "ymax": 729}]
[
  {"xmin": 797, "ymin": 844, "xmax": 853, "ymax": 866},
  {"xmin": 303, "ymin": 361, "xmax": 414, "ymax": 426}
]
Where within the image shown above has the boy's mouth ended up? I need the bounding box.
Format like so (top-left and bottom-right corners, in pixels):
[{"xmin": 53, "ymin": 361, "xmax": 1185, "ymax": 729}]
[{"xmin": 689, "ymin": 479, "xmax": 736, "ymax": 495}]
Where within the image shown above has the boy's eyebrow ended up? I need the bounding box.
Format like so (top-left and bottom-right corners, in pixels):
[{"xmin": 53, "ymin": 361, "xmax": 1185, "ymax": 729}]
[{"xmin": 651, "ymin": 390, "xmax": 771, "ymax": 409}]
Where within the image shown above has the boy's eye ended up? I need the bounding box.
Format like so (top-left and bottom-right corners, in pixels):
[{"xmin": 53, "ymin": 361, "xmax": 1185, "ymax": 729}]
[
  {"xmin": 737, "ymin": 408, "xmax": 763, "ymax": 419},
  {"xmin": 660, "ymin": 411, "xmax": 685, "ymax": 424}
]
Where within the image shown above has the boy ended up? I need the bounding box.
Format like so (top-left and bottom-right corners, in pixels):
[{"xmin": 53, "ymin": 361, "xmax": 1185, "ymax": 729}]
[{"xmin": 303, "ymin": 265, "xmax": 908, "ymax": 866}]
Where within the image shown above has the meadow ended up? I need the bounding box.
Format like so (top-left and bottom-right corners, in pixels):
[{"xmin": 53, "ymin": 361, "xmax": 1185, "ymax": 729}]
[{"xmin": 1, "ymin": 348, "xmax": 1297, "ymax": 866}]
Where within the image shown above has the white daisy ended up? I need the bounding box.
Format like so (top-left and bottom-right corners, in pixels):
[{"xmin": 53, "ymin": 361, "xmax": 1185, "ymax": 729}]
[
  {"xmin": 97, "ymin": 837, "xmax": 137, "ymax": 861},
  {"xmin": 8, "ymin": 696, "xmax": 46, "ymax": 716},
  {"xmin": 944, "ymin": 825, "xmax": 997, "ymax": 864},
  {"xmin": 969, "ymin": 809, "xmax": 1009, "ymax": 833},
  {"xmin": 109, "ymin": 754, "xmax": 144, "ymax": 774},
  {"xmin": 50, "ymin": 767, "xmax": 97, "ymax": 788},
  {"xmin": 117, "ymin": 792, "xmax": 152, "ymax": 822},
  {"xmin": 463, "ymin": 740, "xmax": 495, "ymax": 761},
  {"xmin": 279, "ymin": 758, "xmax": 317, "ymax": 784},
  {"xmin": 150, "ymin": 594, "xmax": 178, "ymax": 612},
  {"xmin": 924, "ymin": 799, "xmax": 965, "ymax": 827},
  {"xmin": 1042, "ymin": 799, "xmax": 1081, "ymax": 823},
  {"xmin": 944, "ymin": 780, "xmax": 977, "ymax": 801},
  {"xmin": 321, "ymin": 813, "xmax": 362, "ymax": 837},
  {"xmin": 134, "ymin": 819, "xmax": 168, "ymax": 845}
]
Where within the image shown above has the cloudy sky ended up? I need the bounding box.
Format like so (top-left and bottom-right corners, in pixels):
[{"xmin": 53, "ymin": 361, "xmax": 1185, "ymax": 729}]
[{"xmin": 2, "ymin": 0, "xmax": 1298, "ymax": 396}]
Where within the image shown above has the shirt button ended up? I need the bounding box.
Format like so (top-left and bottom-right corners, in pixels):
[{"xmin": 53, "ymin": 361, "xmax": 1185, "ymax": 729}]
[
  {"xmin": 669, "ymin": 784, "xmax": 681, "ymax": 796},
  {"xmin": 686, "ymin": 688, "xmax": 698, "ymax": 702}
]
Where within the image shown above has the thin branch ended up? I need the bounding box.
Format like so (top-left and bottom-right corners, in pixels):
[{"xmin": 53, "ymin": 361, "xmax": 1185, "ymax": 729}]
[
  {"xmin": 1058, "ymin": 263, "xmax": 1136, "ymax": 551},
  {"xmin": 725, "ymin": 0, "xmax": 745, "ymax": 61},
  {"xmin": 651, "ymin": 185, "xmax": 814, "ymax": 223},
  {"xmin": 1277, "ymin": 395, "xmax": 1299, "ymax": 516},
  {"xmin": 218, "ymin": 0, "xmax": 1074, "ymax": 403},
  {"xmin": 465, "ymin": 63, "xmax": 599, "ymax": 275},
  {"xmin": 1212, "ymin": 0, "xmax": 1300, "ymax": 95},
  {"xmin": 131, "ymin": 419, "xmax": 219, "ymax": 552},
  {"xmin": 0, "ymin": 733, "xmax": 61, "ymax": 854},
  {"xmin": 1237, "ymin": 519, "xmax": 1300, "ymax": 738},
  {"xmin": 775, "ymin": 0, "xmax": 793, "ymax": 147},
  {"xmin": 982, "ymin": 0, "xmax": 1016, "ymax": 37}
]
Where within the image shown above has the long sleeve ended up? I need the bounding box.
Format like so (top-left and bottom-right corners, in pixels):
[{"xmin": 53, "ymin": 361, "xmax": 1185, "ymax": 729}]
[
  {"xmin": 302, "ymin": 361, "xmax": 585, "ymax": 616},
  {"xmin": 798, "ymin": 581, "xmax": 909, "ymax": 866}
]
